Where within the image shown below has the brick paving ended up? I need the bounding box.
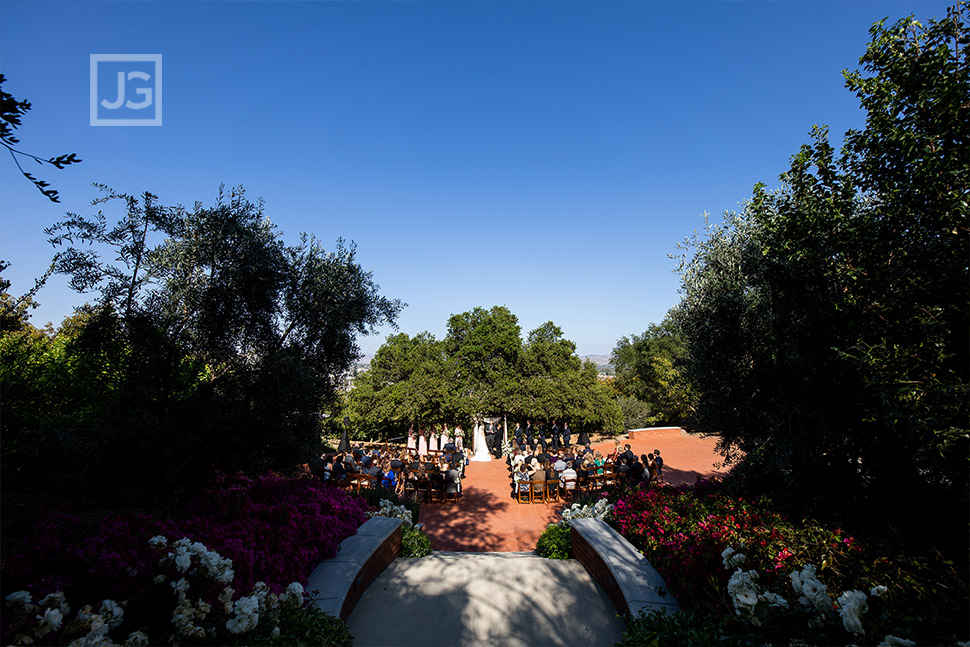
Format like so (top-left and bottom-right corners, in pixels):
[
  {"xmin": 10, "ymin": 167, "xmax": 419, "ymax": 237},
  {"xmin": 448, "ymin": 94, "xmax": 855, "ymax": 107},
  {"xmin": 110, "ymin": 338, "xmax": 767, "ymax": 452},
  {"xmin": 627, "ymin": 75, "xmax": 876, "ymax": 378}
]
[{"xmin": 418, "ymin": 429, "xmax": 727, "ymax": 552}]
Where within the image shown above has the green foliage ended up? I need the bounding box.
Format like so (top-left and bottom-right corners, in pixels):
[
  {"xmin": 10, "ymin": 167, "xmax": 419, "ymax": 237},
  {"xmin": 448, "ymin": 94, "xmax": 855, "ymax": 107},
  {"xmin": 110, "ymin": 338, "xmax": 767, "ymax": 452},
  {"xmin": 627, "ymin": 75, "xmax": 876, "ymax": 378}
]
[
  {"xmin": 674, "ymin": 4, "xmax": 968, "ymax": 549},
  {"xmin": 616, "ymin": 394, "xmax": 652, "ymax": 431},
  {"xmin": 611, "ymin": 311, "xmax": 695, "ymax": 426},
  {"xmin": 617, "ymin": 609, "xmax": 751, "ymax": 647},
  {"xmin": 401, "ymin": 524, "xmax": 432, "ymax": 558},
  {"xmin": 346, "ymin": 307, "xmax": 621, "ymax": 438},
  {"xmin": 1, "ymin": 186, "xmax": 402, "ymax": 502},
  {"xmin": 534, "ymin": 523, "xmax": 572, "ymax": 560},
  {"xmin": 247, "ymin": 606, "xmax": 353, "ymax": 647}
]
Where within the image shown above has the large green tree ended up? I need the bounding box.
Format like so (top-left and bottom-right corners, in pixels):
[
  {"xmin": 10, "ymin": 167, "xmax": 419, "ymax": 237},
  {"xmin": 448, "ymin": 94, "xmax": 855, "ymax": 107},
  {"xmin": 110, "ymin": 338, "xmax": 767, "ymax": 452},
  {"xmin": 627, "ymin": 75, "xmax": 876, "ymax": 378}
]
[
  {"xmin": 676, "ymin": 5, "xmax": 968, "ymax": 539},
  {"xmin": 2, "ymin": 186, "xmax": 402, "ymax": 500},
  {"xmin": 611, "ymin": 310, "xmax": 695, "ymax": 426}
]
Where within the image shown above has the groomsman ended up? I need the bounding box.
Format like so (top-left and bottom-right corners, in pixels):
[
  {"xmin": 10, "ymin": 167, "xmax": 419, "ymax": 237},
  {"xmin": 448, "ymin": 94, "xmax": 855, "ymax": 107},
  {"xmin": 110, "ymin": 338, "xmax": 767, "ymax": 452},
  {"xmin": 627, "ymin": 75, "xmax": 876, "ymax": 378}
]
[
  {"xmin": 525, "ymin": 420, "xmax": 534, "ymax": 448},
  {"xmin": 562, "ymin": 421, "xmax": 571, "ymax": 448},
  {"xmin": 485, "ymin": 422, "xmax": 499, "ymax": 457},
  {"xmin": 514, "ymin": 422, "xmax": 524, "ymax": 449},
  {"xmin": 551, "ymin": 420, "xmax": 561, "ymax": 451}
]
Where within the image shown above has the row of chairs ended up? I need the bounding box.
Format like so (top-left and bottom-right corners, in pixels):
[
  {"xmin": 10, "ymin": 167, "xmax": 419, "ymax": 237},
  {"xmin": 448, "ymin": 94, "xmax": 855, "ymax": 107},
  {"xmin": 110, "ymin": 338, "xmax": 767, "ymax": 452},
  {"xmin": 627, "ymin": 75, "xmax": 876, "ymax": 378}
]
[
  {"xmin": 341, "ymin": 470, "xmax": 462, "ymax": 504},
  {"xmin": 512, "ymin": 471, "xmax": 621, "ymax": 504}
]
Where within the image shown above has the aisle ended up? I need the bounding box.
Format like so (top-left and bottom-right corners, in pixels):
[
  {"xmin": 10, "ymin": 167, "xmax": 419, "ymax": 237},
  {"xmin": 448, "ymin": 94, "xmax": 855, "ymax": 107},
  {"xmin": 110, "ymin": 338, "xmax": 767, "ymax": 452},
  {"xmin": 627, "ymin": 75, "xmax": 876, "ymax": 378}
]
[
  {"xmin": 347, "ymin": 551, "xmax": 625, "ymax": 647},
  {"xmin": 417, "ymin": 429, "xmax": 726, "ymax": 552}
]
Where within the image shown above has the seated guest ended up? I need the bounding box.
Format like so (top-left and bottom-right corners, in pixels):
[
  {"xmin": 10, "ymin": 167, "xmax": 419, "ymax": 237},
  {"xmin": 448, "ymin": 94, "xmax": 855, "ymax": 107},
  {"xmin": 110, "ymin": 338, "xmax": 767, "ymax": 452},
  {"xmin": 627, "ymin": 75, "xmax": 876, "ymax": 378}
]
[
  {"xmin": 629, "ymin": 456, "xmax": 645, "ymax": 483},
  {"xmin": 553, "ymin": 454, "xmax": 568, "ymax": 474},
  {"xmin": 582, "ymin": 443, "xmax": 594, "ymax": 456},
  {"xmin": 615, "ymin": 456, "xmax": 631, "ymax": 480},
  {"xmin": 560, "ymin": 462, "xmax": 578, "ymax": 492},
  {"xmin": 606, "ymin": 439, "xmax": 622, "ymax": 462},
  {"xmin": 514, "ymin": 462, "xmax": 532, "ymax": 493},
  {"xmin": 580, "ymin": 453, "xmax": 596, "ymax": 479},
  {"xmin": 445, "ymin": 465, "xmax": 462, "ymax": 493},
  {"xmin": 594, "ymin": 451, "xmax": 605, "ymax": 475},
  {"xmin": 621, "ymin": 444, "xmax": 637, "ymax": 464},
  {"xmin": 380, "ymin": 459, "xmax": 397, "ymax": 490},
  {"xmin": 360, "ymin": 451, "xmax": 373, "ymax": 469},
  {"xmin": 640, "ymin": 454, "xmax": 653, "ymax": 483},
  {"xmin": 344, "ymin": 452, "xmax": 360, "ymax": 473},
  {"xmin": 367, "ymin": 460, "xmax": 382, "ymax": 481},
  {"xmin": 332, "ymin": 453, "xmax": 348, "ymax": 484}
]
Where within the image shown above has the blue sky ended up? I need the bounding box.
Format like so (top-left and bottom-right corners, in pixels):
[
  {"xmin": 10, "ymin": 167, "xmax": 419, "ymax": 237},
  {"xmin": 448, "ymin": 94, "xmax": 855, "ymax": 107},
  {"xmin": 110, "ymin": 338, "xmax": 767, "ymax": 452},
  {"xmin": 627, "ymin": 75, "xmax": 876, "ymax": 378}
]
[{"xmin": 0, "ymin": 0, "xmax": 951, "ymax": 357}]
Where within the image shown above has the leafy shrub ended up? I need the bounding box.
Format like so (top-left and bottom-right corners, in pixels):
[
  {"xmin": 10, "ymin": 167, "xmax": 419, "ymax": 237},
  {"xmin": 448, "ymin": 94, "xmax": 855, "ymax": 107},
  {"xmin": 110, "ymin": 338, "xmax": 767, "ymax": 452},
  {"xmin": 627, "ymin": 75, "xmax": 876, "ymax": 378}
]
[
  {"xmin": 610, "ymin": 478, "xmax": 968, "ymax": 645},
  {"xmin": 250, "ymin": 605, "xmax": 353, "ymax": 647},
  {"xmin": 401, "ymin": 525, "xmax": 432, "ymax": 558},
  {"xmin": 534, "ymin": 523, "xmax": 572, "ymax": 560},
  {"xmin": 617, "ymin": 609, "xmax": 750, "ymax": 647}
]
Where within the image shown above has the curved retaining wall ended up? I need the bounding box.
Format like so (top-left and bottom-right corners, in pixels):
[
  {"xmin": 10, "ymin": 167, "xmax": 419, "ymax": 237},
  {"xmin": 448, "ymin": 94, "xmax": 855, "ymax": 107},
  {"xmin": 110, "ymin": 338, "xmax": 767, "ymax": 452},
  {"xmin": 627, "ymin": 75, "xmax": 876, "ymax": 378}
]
[
  {"xmin": 308, "ymin": 516, "xmax": 403, "ymax": 621},
  {"xmin": 569, "ymin": 518, "xmax": 680, "ymax": 621}
]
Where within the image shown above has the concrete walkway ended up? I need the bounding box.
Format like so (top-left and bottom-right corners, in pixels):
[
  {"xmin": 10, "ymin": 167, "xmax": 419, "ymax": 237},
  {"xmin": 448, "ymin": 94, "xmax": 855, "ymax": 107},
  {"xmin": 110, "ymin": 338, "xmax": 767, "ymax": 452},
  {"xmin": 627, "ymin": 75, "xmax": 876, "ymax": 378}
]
[{"xmin": 347, "ymin": 551, "xmax": 626, "ymax": 647}]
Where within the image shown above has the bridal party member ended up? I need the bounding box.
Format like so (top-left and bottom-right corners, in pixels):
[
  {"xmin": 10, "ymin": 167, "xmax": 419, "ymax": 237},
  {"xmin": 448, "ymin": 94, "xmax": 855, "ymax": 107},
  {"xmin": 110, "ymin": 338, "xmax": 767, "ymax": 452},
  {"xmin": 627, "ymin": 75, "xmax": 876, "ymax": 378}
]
[
  {"xmin": 417, "ymin": 428, "xmax": 428, "ymax": 457},
  {"xmin": 407, "ymin": 426, "xmax": 417, "ymax": 453},
  {"xmin": 429, "ymin": 427, "xmax": 439, "ymax": 454},
  {"xmin": 440, "ymin": 426, "xmax": 451, "ymax": 450}
]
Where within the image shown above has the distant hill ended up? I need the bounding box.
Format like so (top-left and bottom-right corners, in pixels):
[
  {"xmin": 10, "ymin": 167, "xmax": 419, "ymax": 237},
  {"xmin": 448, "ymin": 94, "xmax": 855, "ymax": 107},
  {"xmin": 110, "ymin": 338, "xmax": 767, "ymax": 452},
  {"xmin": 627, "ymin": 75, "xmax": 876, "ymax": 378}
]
[{"xmin": 583, "ymin": 354, "xmax": 612, "ymax": 366}]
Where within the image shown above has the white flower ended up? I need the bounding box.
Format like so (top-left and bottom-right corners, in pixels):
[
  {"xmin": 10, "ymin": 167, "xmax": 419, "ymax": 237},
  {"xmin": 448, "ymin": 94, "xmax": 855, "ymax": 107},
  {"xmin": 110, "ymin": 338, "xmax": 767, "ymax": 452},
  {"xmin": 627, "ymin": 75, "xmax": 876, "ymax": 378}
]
[
  {"xmin": 282, "ymin": 582, "xmax": 304, "ymax": 609},
  {"xmin": 791, "ymin": 564, "xmax": 830, "ymax": 611},
  {"xmin": 837, "ymin": 589, "xmax": 868, "ymax": 636},
  {"xmin": 174, "ymin": 552, "xmax": 192, "ymax": 572},
  {"xmin": 870, "ymin": 585, "xmax": 888, "ymax": 597},
  {"xmin": 234, "ymin": 595, "xmax": 260, "ymax": 617},
  {"xmin": 5, "ymin": 590, "xmax": 31, "ymax": 607},
  {"xmin": 39, "ymin": 591, "xmax": 70, "ymax": 617},
  {"xmin": 878, "ymin": 636, "xmax": 916, "ymax": 647},
  {"xmin": 218, "ymin": 586, "xmax": 235, "ymax": 615},
  {"xmin": 124, "ymin": 630, "xmax": 150, "ymax": 647},
  {"xmin": 727, "ymin": 569, "xmax": 761, "ymax": 616},
  {"xmin": 171, "ymin": 578, "xmax": 190, "ymax": 596},
  {"xmin": 760, "ymin": 591, "xmax": 789, "ymax": 608},
  {"xmin": 37, "ymin": 606, "xmax": 64, "ymax": 631},
  {"xmin": 149, "ymin": 535, "xmax": 168, "ymax": 548},
  {"xmin": 271, "ymin": 626, "xmax": 281, "ymax": 637},
  {"xmin": 100, "ymin": 599, "xmax": 123, "ymax": 629},
  {"xmin": 721, "ymin": 546, "xmax": 747, "ymax": 569}
]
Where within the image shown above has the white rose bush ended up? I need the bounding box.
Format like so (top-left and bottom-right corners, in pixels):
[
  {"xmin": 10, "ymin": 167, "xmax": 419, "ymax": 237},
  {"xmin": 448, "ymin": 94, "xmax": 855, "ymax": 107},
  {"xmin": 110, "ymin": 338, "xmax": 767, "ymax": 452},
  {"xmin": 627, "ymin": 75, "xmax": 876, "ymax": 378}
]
[
  {"xmin": 2, "ymin": 537, "xmax": 348, "ymax": 646},
  {"xmin": 716, "ymin": 545, "xmax": 922, "ymax": 646}
]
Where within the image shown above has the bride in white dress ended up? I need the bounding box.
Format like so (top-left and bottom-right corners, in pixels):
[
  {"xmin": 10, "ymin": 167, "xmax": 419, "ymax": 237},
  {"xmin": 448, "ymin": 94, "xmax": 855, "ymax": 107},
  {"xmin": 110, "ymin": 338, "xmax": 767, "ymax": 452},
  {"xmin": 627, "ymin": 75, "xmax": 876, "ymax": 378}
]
[{"xmin": 470, "ymin": 421, "xmax": 492, "ymax": 462}]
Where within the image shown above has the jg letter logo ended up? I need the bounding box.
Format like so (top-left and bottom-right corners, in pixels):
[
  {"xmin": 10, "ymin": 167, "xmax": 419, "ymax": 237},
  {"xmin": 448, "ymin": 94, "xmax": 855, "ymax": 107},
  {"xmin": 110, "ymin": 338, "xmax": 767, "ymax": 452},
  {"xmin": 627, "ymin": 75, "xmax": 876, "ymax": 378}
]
[{"xmin": 90, "ymin": 54, "xmax": 162, "ymax": 126}]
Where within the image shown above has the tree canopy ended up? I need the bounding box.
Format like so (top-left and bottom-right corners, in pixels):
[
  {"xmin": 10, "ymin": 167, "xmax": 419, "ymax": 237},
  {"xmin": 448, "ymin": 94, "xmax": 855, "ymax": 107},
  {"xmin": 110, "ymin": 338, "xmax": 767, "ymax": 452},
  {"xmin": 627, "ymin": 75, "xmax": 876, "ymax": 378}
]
[
  {"xmin": 1, "ymin": 185, "xmax": 402, "ymax": 501},
  {"xmin": 345, "ymin": 306, "xmax": 621, "ymax": 438},
  {"xmin": 673, "ymin": 4, "xmax": 968, "ymax": 540}
]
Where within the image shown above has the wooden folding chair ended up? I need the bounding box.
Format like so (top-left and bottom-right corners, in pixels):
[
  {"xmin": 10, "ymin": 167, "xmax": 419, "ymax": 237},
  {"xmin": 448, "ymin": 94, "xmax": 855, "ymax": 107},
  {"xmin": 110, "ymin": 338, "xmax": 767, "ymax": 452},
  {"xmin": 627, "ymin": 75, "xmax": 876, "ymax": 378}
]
[
  {"xmin": 530, "ymin": 479, "xmax": 546, "ymax": 503},
  {"xmin": 545, "ymin": 479, "xmax": 561, "ymax": 502},
  {"xmin": 560, "ymin": 477, "xmax": 579, "ymax": 501},
  {"xmin": 517, "ymin": 481, "xmax": 531, "ymax": 504}
]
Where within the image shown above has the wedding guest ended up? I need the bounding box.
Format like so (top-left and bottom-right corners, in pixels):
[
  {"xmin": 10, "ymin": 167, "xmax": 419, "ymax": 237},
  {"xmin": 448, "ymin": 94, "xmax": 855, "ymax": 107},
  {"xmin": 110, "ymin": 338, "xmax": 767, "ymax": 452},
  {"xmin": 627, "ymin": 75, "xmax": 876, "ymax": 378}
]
[
  {"xmin": 654, "ymin": 449, "xmax": 665, "ymax": 483},
  {"xmin": 514, "ymin": 462, "xmax": 531, "ymax": 494},
  {"xmin": 560, "ymin": 461, "xmax": 578, "ymax": 493},
  {"xmin": 647, "ymin": 453, "xmax": 660, "ymax": 483},
  {"xmin": 593, "ymin": 451, "xmax": 605, "ymax": 475}
]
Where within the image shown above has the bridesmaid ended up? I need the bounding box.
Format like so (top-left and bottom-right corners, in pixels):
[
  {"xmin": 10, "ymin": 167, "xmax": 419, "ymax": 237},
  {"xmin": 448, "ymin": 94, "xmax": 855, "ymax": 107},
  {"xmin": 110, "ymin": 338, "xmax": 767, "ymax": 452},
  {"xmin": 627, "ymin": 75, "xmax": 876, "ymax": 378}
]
[
  {"xmin": 429, "ymin": 427, "xmax": 439, "ymax": 454},
  {"xmin": 417, "ymin": 427, "xmax": 428, "ymax": 457},
  {"xmin": 440, "ymin": 425, "xmax": 451, "ymax": 449},
  {"xmin": 406, "ymin": 426, "xmax": 417, "ymax": 454}
]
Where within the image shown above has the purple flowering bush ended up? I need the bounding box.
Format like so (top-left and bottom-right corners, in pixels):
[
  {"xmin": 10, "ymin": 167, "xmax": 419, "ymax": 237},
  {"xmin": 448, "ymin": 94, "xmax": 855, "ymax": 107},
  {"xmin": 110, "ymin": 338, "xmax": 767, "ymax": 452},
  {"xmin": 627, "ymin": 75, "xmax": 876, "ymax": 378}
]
[{"xmin": 1, "ymin": 473, "xmax": 368, "ymax": 621}]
